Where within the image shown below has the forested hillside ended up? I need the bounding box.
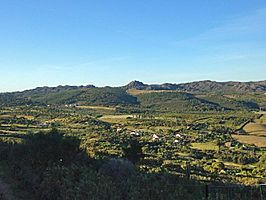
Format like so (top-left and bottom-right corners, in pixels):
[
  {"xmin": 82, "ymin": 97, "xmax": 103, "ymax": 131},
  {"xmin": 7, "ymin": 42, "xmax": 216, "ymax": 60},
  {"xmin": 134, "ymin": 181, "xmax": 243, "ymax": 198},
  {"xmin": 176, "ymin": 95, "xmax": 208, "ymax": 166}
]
[{"xmin": 0, "ymin": 80, "xmax": 265, "ymax": 111}]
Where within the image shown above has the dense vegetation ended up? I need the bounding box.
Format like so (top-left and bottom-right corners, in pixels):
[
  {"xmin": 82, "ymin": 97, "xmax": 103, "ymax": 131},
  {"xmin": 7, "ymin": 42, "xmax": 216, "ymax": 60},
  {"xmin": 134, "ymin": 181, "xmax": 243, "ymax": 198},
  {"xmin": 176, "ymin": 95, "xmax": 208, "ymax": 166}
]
[
  {"xmin": 0, "ymin": 130, "xmax": 207, "ymax": 199},
  {"xmin": 136, "ymin": 92, "xmax": 223, "ymax": 112},
  {"xmin": 0, "ymin": 87, "xmax": 138, "ymax": 106},
  {"xmin": 0, "ymin": 129, "xmax": 264, "ymax": 200}
]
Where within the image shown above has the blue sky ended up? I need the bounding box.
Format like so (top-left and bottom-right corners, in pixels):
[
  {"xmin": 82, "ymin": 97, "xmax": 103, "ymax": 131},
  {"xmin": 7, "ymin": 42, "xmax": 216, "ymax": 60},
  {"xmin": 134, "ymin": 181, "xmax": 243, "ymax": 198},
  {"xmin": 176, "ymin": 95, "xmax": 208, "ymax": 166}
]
[{"xmin": 0, "ymin": 0, "xmax": 266, "ymax": 92}]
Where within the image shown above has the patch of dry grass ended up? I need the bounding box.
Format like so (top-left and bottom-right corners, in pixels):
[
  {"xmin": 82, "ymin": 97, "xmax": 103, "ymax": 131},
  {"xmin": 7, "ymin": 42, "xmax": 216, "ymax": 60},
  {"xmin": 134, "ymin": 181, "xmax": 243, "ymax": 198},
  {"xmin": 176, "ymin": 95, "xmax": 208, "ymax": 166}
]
[
  {"xmin": 242, "ymin": 115, "xmax": 266, "ymax": 136},
  {"xmin": 76, "ymin": 105, "xmax": 116, "ymax": 111},
  {"xmin": 232, "ymin": 135, "xmax": 266, "ymax": 147},
  {"xmin": 127, "ymin": 89, "xmax": 179, "ymax": 95},
  {"xmin": 99, "ymin": 115, "xmax": 133, "ymax": 123},
  {"xmin": 190, "ymin": 142, "xmax": 219, "ymax": 151}
]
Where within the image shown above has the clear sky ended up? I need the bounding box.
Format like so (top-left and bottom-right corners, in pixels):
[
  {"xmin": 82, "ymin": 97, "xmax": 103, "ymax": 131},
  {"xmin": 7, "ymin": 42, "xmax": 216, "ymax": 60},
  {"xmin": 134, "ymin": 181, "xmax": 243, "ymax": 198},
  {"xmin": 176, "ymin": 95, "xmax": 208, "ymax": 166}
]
[{"xmin": 0, "ymin": 0, "xmax": 266, "ymax": 92}]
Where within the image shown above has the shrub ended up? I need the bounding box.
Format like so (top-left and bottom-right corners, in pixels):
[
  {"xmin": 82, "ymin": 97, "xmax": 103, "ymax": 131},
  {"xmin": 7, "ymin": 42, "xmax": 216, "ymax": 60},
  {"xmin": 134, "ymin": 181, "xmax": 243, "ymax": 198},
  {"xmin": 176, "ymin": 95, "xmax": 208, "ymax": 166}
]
[
  {"xmin": 99, "ymin": 158, "xmax": 136, "ymax": 181},
  {"xmin": 7, "ymin": 129, "xmax": 83, "ymax": 194},
  {"xmin": 122, "ymin": 139, "xmax": 144, "ymax": 164}
]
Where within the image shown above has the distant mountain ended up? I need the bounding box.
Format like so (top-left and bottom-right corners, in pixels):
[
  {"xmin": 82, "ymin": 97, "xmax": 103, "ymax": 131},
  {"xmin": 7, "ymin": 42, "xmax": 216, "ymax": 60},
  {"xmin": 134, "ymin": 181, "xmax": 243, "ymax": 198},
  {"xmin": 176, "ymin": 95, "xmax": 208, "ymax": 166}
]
[
  {"xmin": 0, "ymin": 80, "xmax": 265, "ymax": 111},
  {"xmin": 124, "ymin": 80, "xmax": 266, "ymax": 93},
  {"xmin": 21, "ymin": 84, "xmax": 96, "ymax": 95},
  {"xmin": 124, "ymin": 81, "xmax": 147, "ymax": 90},
  {"xmin": 178, "ymin": 80, "xmax": 266, "ymax": 93}
]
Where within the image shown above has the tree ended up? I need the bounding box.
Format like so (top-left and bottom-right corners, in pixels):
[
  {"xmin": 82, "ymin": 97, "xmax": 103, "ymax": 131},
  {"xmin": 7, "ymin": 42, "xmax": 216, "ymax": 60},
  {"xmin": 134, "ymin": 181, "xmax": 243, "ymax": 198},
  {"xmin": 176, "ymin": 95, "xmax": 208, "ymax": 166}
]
[
  {"xmin": 122, "ymin": 138, "xmax": 144, "ymax": 165},
  {"xmin": 257, "ymin": 153, "xmax": 266, "ymax": 169}
]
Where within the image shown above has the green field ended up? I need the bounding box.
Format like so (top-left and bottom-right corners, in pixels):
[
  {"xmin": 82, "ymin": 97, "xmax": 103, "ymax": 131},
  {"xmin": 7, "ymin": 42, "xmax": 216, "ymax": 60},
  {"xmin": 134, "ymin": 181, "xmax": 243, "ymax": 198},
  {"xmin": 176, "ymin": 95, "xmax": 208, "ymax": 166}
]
[{"xmin": 191, "ymin": 142, "xmax": 219, "ymax": 151}]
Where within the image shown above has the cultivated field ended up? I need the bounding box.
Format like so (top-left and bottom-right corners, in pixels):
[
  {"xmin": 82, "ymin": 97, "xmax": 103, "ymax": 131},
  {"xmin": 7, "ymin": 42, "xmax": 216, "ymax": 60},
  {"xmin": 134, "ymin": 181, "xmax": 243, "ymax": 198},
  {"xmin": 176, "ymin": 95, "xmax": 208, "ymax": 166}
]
[
  {"xmin": 232, "ymin": 135, "xmax": 266, "ymax": 147},
  {"xmin": 233, "ymin": 114, "xmax": 266, "ymax": 147}
]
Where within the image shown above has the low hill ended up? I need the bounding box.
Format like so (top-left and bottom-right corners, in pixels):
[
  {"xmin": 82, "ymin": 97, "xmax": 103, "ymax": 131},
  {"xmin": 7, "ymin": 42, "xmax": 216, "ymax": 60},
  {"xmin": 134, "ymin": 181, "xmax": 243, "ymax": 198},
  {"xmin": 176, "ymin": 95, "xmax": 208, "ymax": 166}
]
[
  {"xmin": 196, "ymin": 94, "xmax": 260, "ymax": 111},
  {"xmin": 75, "ymin": 87, "xmax": 138, "ymax": 106},
  {"xmin": 0, "ymin": 86, "xmax": 138, "ymax": 106},
  {"xmin": 136, "ymin": 91, "xmax": 224, "ymax": 112}
]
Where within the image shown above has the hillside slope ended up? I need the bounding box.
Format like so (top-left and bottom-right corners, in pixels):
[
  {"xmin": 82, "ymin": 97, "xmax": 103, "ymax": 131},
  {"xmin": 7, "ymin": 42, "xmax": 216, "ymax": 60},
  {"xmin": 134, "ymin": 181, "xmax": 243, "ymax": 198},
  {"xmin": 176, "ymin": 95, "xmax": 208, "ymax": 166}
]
[
  {"xmin": 0, "ymin": 87, "xmax": 138, "ymax": 106},
  {"xmin": 135, "ymin": 92, "xmax": 225, "ymax": 112}
]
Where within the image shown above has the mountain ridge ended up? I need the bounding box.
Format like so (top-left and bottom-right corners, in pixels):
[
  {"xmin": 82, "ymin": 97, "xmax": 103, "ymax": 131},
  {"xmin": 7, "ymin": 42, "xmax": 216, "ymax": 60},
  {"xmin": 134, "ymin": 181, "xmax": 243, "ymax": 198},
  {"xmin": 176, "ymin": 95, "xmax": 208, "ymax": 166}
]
[
  {"xmin": 0, "ymin": 80, "xmax": 265, "ymax": 111},
  {"xmin": 1, "ymin": 80, "xmax": 266, "ymax": 94},
  {"xmin": 124, "ymin": 80, "xmax": 266, "ymax": 93}
]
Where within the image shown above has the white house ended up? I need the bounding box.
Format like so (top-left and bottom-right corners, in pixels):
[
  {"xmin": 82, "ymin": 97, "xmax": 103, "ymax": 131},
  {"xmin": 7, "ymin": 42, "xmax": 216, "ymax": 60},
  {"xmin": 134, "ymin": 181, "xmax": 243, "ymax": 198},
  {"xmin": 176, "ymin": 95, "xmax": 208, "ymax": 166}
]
[
  {"xmin": 152, "ymin": 134, "xmax": 160, "ymax": 140},
  {"xmin": 130, "ymin": 131, "xmax": 140, "ymax": 136}
]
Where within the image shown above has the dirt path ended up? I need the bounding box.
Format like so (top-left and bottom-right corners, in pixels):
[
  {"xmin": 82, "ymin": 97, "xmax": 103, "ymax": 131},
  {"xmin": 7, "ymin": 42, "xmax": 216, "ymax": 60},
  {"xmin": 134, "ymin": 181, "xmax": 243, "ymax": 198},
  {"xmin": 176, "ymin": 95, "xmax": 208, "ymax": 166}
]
[{"xmin": 0, "ymin": 178, "xmax": 17, "ymax": 200}]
